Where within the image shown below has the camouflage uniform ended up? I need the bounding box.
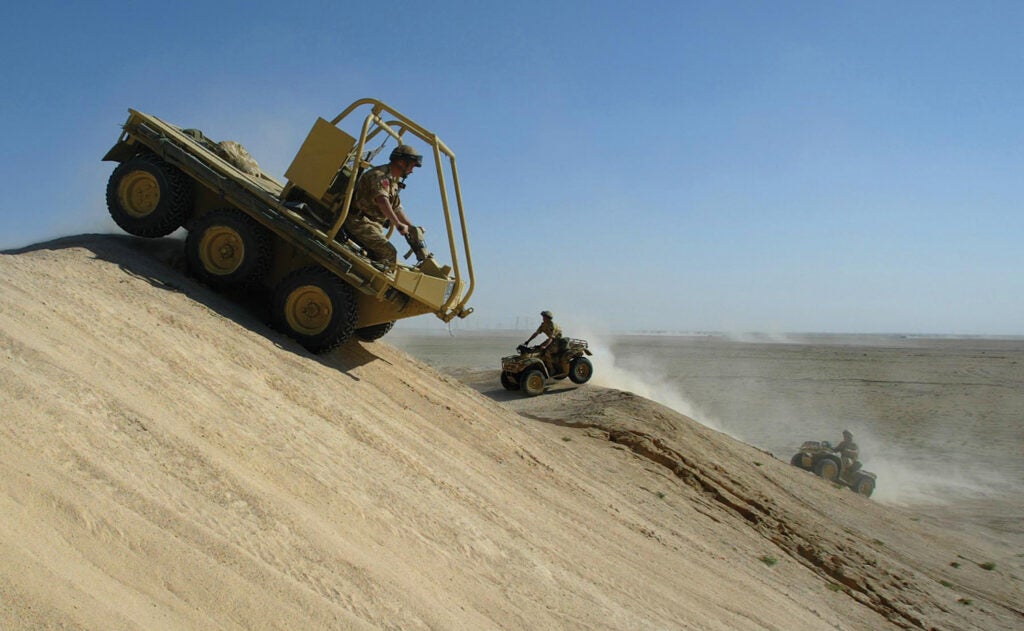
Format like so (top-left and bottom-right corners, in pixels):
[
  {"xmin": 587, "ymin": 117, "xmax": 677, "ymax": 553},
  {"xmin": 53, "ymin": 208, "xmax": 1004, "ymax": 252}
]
[
  {"xmin": 533, "ymin": 319, "xmax": 564, "ymax": 369},
  {"xmin": 345, "ymin": 164, "xmax": 402, "ymax": 271},
  {"xmin": 533, "ymin": 319, "xmax": 563, "ymax": 342},
  {"xmin": 835, "ymin": 435, "xmax": 860, "ymax": 477}
]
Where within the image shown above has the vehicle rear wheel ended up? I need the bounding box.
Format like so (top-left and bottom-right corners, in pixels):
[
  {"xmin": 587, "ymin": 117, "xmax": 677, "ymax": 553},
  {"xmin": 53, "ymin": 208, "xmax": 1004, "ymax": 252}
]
[
  {"xmin": 185, "ymin": 209, "xmax": 272, "ymax": 289},
  {"xmin": 853, "ymin": 476, "xmax": 875, "ymax": 498},
  {"xmin": 520, "ymin": 369, "xmax": 545, "ymax": 396},
  {"xmin": 354, "ymin": 321, "xmax": 395, "ymax": 342},
  {"xmin": 106, "ymin": 153, "xmax": 191, "ymax": 237},
  {"xmin": 568, "ymin": 356, "xmax": 593, "ymax": 384},
  {"xmin": 273, "ymin": 267, "xmax": 357, "ymax": 353},
  {"xmin": 500, "ymin": 371, "xmax": 519, "ymax": 390},
  {"xmin": 814, "ymin": 457, "xmax": 840, "ymax": 482}
]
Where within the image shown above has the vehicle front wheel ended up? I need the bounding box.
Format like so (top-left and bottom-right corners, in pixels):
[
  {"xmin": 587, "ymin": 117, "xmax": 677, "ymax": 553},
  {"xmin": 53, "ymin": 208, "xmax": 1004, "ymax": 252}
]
[
  {"xmin": 813, "ymin": 457, "xmax": 840, "ymax": 482},
  {"xmin": 500, "ymin": 371, "xmax": 519, "ymax": 390},
  {"xmin": 106, "ymin": 153, "xmax": 192, "ymax": 237},
  {"xmin": 568, "ymin": 356, "xmax": 593, "ymax": 384},
  {"xmin": 790, "ymin": 453, "xmax": 806, "ymax": 469},
  {"xmin": 520, "ymin": 369, "xmax": 545, "ymax": 396},
  {"xmin": 185, "ymin": 209, "xmax": 272, "ymax": 289},
  {"xmin": 273, "ymin": 267, "xmax": 357, "ymax": 353},
  {"xmin": 853, "ymin": 476, "xmax": 875, "ymax": 498}
]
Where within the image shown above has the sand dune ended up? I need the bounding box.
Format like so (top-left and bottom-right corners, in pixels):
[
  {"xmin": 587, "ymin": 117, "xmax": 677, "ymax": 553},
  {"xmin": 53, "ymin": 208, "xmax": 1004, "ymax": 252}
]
[{"xmin": 1, "ymin": 235, "xmax": 1021, "ymax": 630}]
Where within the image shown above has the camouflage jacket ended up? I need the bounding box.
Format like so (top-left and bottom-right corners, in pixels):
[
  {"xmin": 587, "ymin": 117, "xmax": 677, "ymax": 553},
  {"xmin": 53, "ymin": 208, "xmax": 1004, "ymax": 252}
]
[
  {"xmin": 352, "ymin": 164, "xmax": 401, "ymax": 224},
  {"xmin": 534, "ymin": 320, "xmax": 563, "ymax": 340},
  {"xmin": 835, "ymin": 438, "xmax": 859, "ymax": 460}
]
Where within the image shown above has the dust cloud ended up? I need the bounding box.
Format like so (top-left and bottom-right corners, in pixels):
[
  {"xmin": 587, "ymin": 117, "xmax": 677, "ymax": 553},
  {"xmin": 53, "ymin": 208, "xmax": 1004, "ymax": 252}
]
[
  {"xmin": 855, "ymin": 430, "xmax": 1013, "ymax": 506},
  {"xmin": 579, "ymin": 332, "xmax": 725, "ymax": 431},
  {"xmin": 572, "ymin": 328, "xmax": 1020, "ymax": 509}
]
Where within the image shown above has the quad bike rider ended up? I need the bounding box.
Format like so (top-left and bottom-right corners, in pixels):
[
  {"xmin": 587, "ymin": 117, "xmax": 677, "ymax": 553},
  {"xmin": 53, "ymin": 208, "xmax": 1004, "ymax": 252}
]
[
  {"xmin": 790, "ymin": 430, "xmax": 876, "ymax": 497},
  {"xmin": 500, "ymin": 311, "xmax": 594, "ymax": 396}
]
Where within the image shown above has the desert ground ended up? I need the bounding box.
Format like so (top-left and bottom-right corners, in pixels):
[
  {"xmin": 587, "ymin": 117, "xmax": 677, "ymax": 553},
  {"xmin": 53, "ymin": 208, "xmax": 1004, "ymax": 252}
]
[
  {"xmin": 1, "ymin": 234, "xmax": 1022, "ymax": 630},
  {"xmin": 391, "ymin": 329, "xmax": 1024, "ymax": 556}
]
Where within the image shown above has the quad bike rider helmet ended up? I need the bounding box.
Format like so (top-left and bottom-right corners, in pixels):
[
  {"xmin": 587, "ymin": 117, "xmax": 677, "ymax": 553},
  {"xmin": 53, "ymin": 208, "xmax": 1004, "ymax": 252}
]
[
  {"xmin": 390, "ymin": 144, "xmax": 423, "ymax": 167},
  {"xmin": 541, "ymin": 310, "xmax": 553, "ymax": 319}
]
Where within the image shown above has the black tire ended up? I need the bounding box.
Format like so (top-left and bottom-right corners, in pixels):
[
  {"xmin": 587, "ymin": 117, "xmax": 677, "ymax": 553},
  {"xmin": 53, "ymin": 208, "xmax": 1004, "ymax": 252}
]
[
  {"xmin": 790, "ymin": 453, "xmax": 807, "ymax": 469},
  {"xmin": 355, "ymin": 321, "xmax": 395, "ymax": 342},
  {"xmin": 106, "ymin": 153, "xmax": 191, "ymax": 237},
  {"xmin": 500, "ymin": 371, "xmax": 519, "ymax": 390},
  {"xmin": 273, "ymin": 267, "xmax": 357, "ymax": 353},
  {"xmin": 185, "ymin": 209, "xmax": 272, "ymax": 289},
  {"xmin": 520, "ymin": 369, "xmax": 545, "ymax": 396},
  {"xmin": 813, "ymin": 457, "xmax": 840, "ymax": 482},
  {"xmin": 568, "ymin": 356, "xmax": 593, "ymax": 384},
  {"xmin": 853, "ymin": 476, "xmax": 875, "ymax": 498}
]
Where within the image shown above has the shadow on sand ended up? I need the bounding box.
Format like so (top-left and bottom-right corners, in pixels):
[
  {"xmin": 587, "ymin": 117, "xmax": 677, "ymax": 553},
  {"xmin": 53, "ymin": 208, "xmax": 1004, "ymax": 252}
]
[
  {"xmin": 446, "ymin": 367, "xmax": 582, "ymax": 403},
  {"xmin": 3, "ymin": 233, "xmax": 383, "ymax": 376}
]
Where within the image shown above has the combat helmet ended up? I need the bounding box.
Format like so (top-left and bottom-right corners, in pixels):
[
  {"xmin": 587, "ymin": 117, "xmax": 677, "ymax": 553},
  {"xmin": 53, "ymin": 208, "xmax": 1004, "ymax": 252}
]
[
  {"xmin": 390, "ymin": 144, "xmax": 423, "ymax": 167},
  {"xmin": 540, "ymin": 310, "xmax": 553, "ymax": 319}
]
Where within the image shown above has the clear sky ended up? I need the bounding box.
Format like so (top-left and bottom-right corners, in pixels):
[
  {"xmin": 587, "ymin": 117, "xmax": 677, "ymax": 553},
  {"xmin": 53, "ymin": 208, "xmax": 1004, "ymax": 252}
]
[{"xmin": 2, "ymin": 1, "xmax": 1021, "ymax": 334}]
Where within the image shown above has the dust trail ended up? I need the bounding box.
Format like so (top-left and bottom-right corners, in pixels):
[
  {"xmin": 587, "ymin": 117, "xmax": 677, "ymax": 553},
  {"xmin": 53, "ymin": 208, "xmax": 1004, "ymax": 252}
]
[
  {"xmin": 765, "ymin": 423, "xmax": 1013, "ymax": 506},
  {"xmin": 579, "ymin": 332, "xmax": 724, "ymax": 431},
  {"xmin": 845, "ymin": 430, "xmax": 1013, "ymax": 506}
]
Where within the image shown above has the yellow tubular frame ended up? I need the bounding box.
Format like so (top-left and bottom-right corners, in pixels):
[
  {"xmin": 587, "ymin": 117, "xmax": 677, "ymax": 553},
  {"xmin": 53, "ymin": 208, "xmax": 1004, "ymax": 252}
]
[{"xmin": 324, "ymin": 98, "xmax": 475, "ymax": 318}]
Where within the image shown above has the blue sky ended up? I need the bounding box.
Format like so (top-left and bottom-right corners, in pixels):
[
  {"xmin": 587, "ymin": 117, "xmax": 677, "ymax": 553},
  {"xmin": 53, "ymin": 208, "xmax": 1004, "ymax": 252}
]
[{"xmin": 2, "ymin": 1, "xmax": 1021, "ymax": 334}]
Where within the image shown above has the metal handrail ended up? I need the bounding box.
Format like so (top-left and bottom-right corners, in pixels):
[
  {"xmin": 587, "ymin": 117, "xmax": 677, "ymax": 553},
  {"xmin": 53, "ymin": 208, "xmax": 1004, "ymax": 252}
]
[{"xmin": 324, "ymin": 98, "xmax": 474, "ymax": 318}]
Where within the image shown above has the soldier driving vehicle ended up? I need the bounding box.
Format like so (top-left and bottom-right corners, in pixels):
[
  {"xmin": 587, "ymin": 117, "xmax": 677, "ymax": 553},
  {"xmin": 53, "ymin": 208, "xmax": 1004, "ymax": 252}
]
[
  {"xmin": 501, "ymin": 314, "xmax": 594, "ymax": 396},
  {"xmin": 524, "ymin": 310, "xmax": 563, "ymax": 366},
  {"xmin": 790, "ymin": 433, "xmax": 876, "ymax": 498},
  {"xmin": 345, "ymin": 144, "xmax": 423, "ymax": 273},
  {"xmin": 102, "ymin": 98, "xmax": 474, "ymax": 353}
]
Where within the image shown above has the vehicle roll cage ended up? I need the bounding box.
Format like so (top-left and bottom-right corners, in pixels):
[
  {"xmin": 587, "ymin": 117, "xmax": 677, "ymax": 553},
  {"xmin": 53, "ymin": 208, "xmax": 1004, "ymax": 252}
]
[{"xmin": 325, "ymin": 98, "xmax": 475, "ymax": 315}]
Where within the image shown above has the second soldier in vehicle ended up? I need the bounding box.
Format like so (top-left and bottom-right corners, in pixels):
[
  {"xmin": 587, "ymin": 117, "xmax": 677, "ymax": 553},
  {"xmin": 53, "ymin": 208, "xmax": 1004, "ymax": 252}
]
[{"xmin": 345, "ymin": 144, "xmax": 423, "ymax": 272}]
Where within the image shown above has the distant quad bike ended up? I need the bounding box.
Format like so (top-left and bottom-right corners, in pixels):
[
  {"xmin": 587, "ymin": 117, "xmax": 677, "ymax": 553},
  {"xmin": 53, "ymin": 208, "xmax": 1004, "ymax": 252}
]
[
  {"xmin": 790, "ymin": 440, "xmax": 877, "ymax": 498},
  {"xmin": 500, "ymin": 338, "xmax": 594, "ymax": 396}
]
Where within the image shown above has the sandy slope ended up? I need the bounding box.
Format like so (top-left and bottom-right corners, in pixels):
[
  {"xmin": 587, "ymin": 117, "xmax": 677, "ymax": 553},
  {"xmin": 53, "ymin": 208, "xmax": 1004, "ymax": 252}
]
[{"xmin": 1, "ymin": 235, "xmax": 1021, "ymax": 630}]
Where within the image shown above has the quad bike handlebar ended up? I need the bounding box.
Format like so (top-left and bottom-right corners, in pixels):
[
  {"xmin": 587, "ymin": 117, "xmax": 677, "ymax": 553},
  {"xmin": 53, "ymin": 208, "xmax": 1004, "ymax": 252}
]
[{"xmin": 517, "ymin": 344, "xmax": 543, "ymax": 355}]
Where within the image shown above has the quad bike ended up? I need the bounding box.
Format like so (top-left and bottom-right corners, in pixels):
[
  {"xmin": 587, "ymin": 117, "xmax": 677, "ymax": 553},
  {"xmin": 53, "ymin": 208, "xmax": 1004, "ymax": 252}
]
[
  {"xmin": 500, "ymin": 338, "xmax": 594, "ymax": 396},
  {"xmin": 790, "ymin": 440, "xmax": 877, "ymax": 498}
]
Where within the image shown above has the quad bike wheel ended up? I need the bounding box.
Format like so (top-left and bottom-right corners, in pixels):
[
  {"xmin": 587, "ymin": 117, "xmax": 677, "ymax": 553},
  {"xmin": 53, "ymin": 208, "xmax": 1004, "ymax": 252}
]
[
  {"xmin": 185, "ymin": 209, "xmax": 272, "ymax": 289},
  {"xmin": 106, "ymin": 153, "xmax": 192, "ymax": 237},
  {"xmin": 520, "ymin": 369, "xmax": 545, "ymax": 396},
  {"xmin": 273, "ymin": 266, "xmax": 357, "ymax": 353},
  {"xmin": 790, "ymin": 453, "xmax": 808, "ymax": 469},
  {"xmin": 355, "ymin": 321, "xmax": 395, "ymax": 342},
  {"xmin": 813, "ymin": 457, "xmax": 840, "ymax": 482},
  {"xmin": 568, "ymin": 356, "xmax": 593, "ymax": 384},
  {"xmin": 500, "ymin": 371, "xmax": 519, "ymax": 390},
  {"xmin": 853, "ymin": 476, "xmax": 875, "ymax": 498}
]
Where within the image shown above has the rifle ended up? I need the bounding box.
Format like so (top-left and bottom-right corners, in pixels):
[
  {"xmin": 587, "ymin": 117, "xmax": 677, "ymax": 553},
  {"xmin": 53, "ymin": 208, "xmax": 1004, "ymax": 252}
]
[{"xmin": 403, "ymin": 225, "xmax": 432, "ymax": 262}]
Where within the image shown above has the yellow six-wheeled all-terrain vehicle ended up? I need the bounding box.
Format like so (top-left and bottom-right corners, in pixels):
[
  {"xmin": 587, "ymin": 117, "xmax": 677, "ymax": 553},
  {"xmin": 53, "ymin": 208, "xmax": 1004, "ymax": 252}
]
[{"xmin": 102, "ymin": 98, "xmax": 474, "ymax": 352}]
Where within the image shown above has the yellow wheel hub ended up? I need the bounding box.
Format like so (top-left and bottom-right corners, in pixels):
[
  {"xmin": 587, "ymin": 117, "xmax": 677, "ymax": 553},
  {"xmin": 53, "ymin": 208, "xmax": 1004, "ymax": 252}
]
[
  {"xmin": 525, "ymin": 373, "xmax": 544, "ymax": 391},
  {"xmin": 285, "ymin": 285, "xmax": 332, "ymax": 335},
  {"xmin": 117, "ymin": 170, "xmax": 160, "ymax": 217},
  {"xmin": 198, "ymin": 226, "xmax": 244, "ymax": 275}
]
